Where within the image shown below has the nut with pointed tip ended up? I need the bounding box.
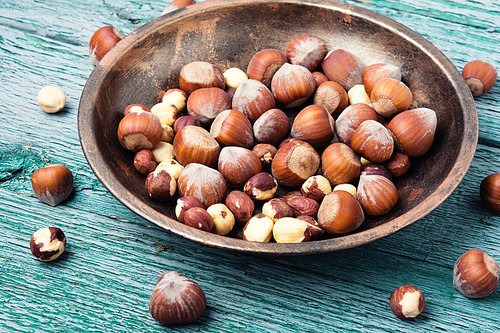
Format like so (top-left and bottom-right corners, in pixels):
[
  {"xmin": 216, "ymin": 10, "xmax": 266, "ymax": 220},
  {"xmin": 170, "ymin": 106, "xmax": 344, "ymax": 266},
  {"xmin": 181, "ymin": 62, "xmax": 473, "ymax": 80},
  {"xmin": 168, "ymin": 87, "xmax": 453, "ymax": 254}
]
[
  {"xmin": 151, "ymin": 141, "xmax": 174, "ymax": 163},
  {"xmin": 321, "ymin": 49, "xmax": 365, "ymax": 91},
  {"xmin": 232, "ymin": 79, "xmax": 276, "ymax": 122},
  {"xmin": 453, "ymin": 249, "xmax": 499, "ymax": 298},
  {"xmin": 173, "ymin": 126, "xmax": 220, "ymax": 167},
  {"xmin": 335, "ymin": 103, "xmax": 379, "ymax": 145},
  {"xmin": 179, "ymin": 61, "xmax": 225, "ymax": 94},
  {"xmin": 273, "ymin": 217, "xmax": 311, "ymax": 243},
  {"xmin": 218, "ymin": 146, "xmax": 262, "ymax": 188},
  {"xmin": 389, "ymin": 285, "xmax": 425, "ymax": 320},
  {"xmin": 207, "ymin": 203, "xmax": 235, "ymax": 235},
  {"xmin": 183, "ymin": 207, "xmax": 214, "ymax": 232},
  {"xmin": 291, "ymin": 104, "xmax": 335, "ymax": 148},
  {"xmin": 30, "ymin": 227, "xmax": 66, "ymax": 261},
  {"xmin": 321, "ymin": 142, "xmax": 361, "ymax": 187},
  {"xmin": 462, "ymin": 60, "xmax": 497, "ymax": 97},
  {"xmin": 155, "ymin": 159, "xmax": 184, "ymax": 181},
  {"xmin": 124, "ymin": 104, "xmax": 150, "ymax": 117},
  {"xmin": 177, "ymin": 163, "xmax": 227, "ymax": 208},
  {"xmin": 262, "ymin": 198, "xmax": 295, "ymax": 223},
  {"xmin": 175, "ymin": 196, "xmax": 205, "ymax": 223},
  {"xmin": 31, "ymin": 164, "xmax": 73, "ymax": 206},
  {"xmin": 243, "ymin": 214, "xmax": 274, "ymax": 242},
  {"xmin": 253, "ymin": 108, "xmax": 291, "ymax": 146},
  {"xmin": 285, "ymin": 34, "xmax": 327, "ymax": 72},
  {"xmin": 347, "ymin": 84, "xmax": 371, "ymax": 106},
  {"xmin": 117, "ymin": 111, "xmax": 163, "ymax": 152},
  {"xmin": 210, "ymin": 110, "xmax": 254, "ymax": 148},
  {"xmin": 243, "ymin": 172, "xmax": 278, "ymax": 201},
  {"xmin": 271, "ymin": 140, "xmax": 320, "ymax": 187},
  {"xmin": 37, "ymin": 86, "xmax": 66, "ymax": 113},
  {"xmin": 134, "ymin": 149, "xmax": 157, "ymax": 175},
  {"xmin": 357, "ymin": 173, "xmax": 398, "ymax": 216},
  {"xmin": 162, "ymin": 88, "xmax": 188, "ymax": 111},
  {"xmin": 89, "ymin": 26, "xmax": 124, "ymax": 65},
  {"xmin": 145, "ymin": 169, "xmax": 176, "ymax": 202},
  {"xmin": 225, "ymin": 190, "xmax": 255, "ymax": 225},
  {"xmin": 387, "ymin": 108, "xmax": 437, "ymax": 157},
  {"xmin": 151, "ymin": 103, "xmax": 182, "ymax": 127},
  {"xmin": 351, "ymin": 120, "xmax": 394, "ymax": 164},
  {"xmin": 246, "ymin": 49, "xmax": 287, "ymax": 88},
  {"xmin": 317, "ymin": 190, "xmax": 364, "ymax": 234},
  {"xmin": 271, "ymin": 63, "xmax": 316, "ymax": 108},
  {"xmin": 186, "ymin": 87, "xmax": 231, "ymax": 124},
  {"xmin": 370, "ymin": 78, "xmax": 412, "ymax": 118},
  {"xmin": 362, "ymin": 63, "xmax": 401, "ymax": 96},
  {"xmin": 149, "ymin": 271, "xmax": 206, "ymax": 325},
  {"xmin": 301, "ymin": 175, "xmax": 332, "ymax": 201},
  {"xmin": 313, "ymin": 81, "xmax": 349, "ymax": 118},
  {"xmin": 223, "ymin": 67, "xmax": 248, "ymax": 90},
  {"xmin": 383, "ymin": 152, "xmax": 410, "ymax": 178},
  {"xmin": 361, "ymin": 164, "xmax": 392, "ymax": 181}
]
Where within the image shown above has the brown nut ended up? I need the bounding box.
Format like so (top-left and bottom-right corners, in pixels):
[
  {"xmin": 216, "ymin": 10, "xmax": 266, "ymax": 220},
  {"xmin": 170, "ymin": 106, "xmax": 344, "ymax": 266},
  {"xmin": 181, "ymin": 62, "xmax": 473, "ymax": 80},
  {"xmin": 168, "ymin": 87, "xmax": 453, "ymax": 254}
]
[
  {"xmin": 387, "ymin": 108, "xmax": 437, "ymax": 158},
  {"xmin": 271, "ymin": 140, "xmax": 320, "ymax": 187},
  {"xmin": 175, "ymin": 196, "xmax": 205, "ymax": 223},
  {"xmin": 243, "ymin": 214, "xmax": 274, "ymax": 242},
  {"xmin": 361, "ymin": 164, "xmax": 392, "ymax": 181},
  {"xmin": 210, "ymin": 110, "xmax": 254, "ymax": 148},
  {"xmin": 290, "ymin": 104, "xmax": 335, "ymax": 148},
  {"xmin": 186, "ymin": 87, "xmax": 231, "ymax": 125},
  {"xmin": 317, "ymin": 190, "xmax": 365, "ymax": 234},
  {"xmin": 155, "ymin": 159, "xmax": 184, "ymax": 181},
  {"xmin": 246, "ymin": 49, "xmax": 287, "ymax": 88},
  {"xmin": 271, "ymin": 63, "xmax": 316, "ymax": 108},
  {"xmin": 184, "ymin": 207, "xmax": 214, "ymax": 232},
  {"xmin": 31, "ymin": 164, "xmax": 73, "ymax": 207},
  {"xmin": 30, "ymin": 227, "xmax": 66, "ymax": 261},
  {"xmin": 321, "ymin": 143, "xmax": 361, "ymax": 187},
  {"xmin": 262, "ymin": 198, "xmax": 295, "ymax": 223},
  {"xmin": 225, "ymin": 190, "xmax": 255, "ymax": 225},
  {"xmin": 149, "ymin": 270, "xmax": 206, "ymax": 325},
  {"xmin": 173, "ymin": 116, "xmax": 201, "ymax": 134},
  {"xmin": 351, "ymin": 120, "xmax": 394, "ymax": 164},
  {"xmin": 312, "ymin": 71, "xmax": 329, "ymax": 88},
  {"xmin": 357, "ymin": 173, "xmax": 398, "ymax": 216},
  {"xmin": 362, "ymin": 63, "xmax": 402, "ymax": 96},
  {"xmin": 207, "ymin": 203, "xmax": 235, "ymax": 235},
  {"xmin": 134, "ymin": 149, "xmax": 157, "ymax": 175},
  {"xmin": 301, "ymin": 175, "xmax": 332, "ymax": 201},
  {"xmin": 145, "ymin": 169, "xmax": 177, "ymax": 202},
  {"xmin": 370, "ymin": 78, "xmax": 412, "ymax": 118},
  {"xmin": 285, "ymin": 34, "xmax": 328, "ymax": 72},
  {"xmin": 287, "ymin": 197, "xmax": 319, "ymax": 217},
  {"xmin": 252, "ymin": 143, "xmax": 278, "ymax": 172},
  {"xmin": 335, "ymin": 103, "xmax": 379, "ymax": 145},
  {"xmin": 177, "ymin": 163, "xmax": 227, "ymax": 208},
  {"xmin": 462, "ymin": 60, "xmax": 498, "ymax": 97},
  {"xmin": 89, "ymin": 25, "xmax": 124, "ymax": 65},
  {"xmin": 383, "ymin": 152, "xmax": 411, "ymax": 178},
  {"xmin": 232, "ymin": 79, "xmax": 276, "ymax": 122},
  {"xmin": 217, "ymin": 146, "xmax": 262, "ymax": 188},
  {"xmin": 253, "ymin": 108, "xmax": 291, "ymax": 146},
  {"xmin": 313, "ymin": 81, "xmax": 349, "ymax": 118},
  {"xmin": 179, "ymin": 61, "xmax": 225, "ymax": 94},
  {"xmin": 124, "ymin": 103, "xmax": 150, "ymax": 117},
  {"xmin": 173, "ymin": 126, "xmax": 220, "ymax": 167},
  {"xmin": 272, "ymin": 217, "xmax": 311, "ymax": 243},
  {"xmin": 321, "ymin": 49, "xmax": 365, "ymax": 91},
  {"xmin": 117, "ymin": 111, "xmax": 163, "ymax": 152},
  {"xmin": 243, "ymin": 172, "xmax": 278, "ymax": 202},
  {"xmin": 480, "ymin": 173, "xmax": 500, "ymax": 213},
  {"xmin": 162, "ymin": 88, "xmax": 188, "ymax": 112},
  {"xmin": 296, "ymin": 215, "xmax": 324, "ymax": 239},
  {"xmin": 453, "ymin": 249, "xmax": 499, "ymax": 298},
  {"xmin": 390, "ymin": 285, "xmax": 425, "ymax": 320}
]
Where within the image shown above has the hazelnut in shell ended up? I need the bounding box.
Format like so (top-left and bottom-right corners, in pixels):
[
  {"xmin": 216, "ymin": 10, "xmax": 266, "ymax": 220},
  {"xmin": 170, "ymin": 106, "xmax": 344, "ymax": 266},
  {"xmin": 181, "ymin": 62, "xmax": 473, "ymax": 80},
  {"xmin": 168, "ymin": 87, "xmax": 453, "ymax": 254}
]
[
  {"xmin": 186, "ymin": 87, "xmax": 231, "ymax": 125},
  {"xmin": 313, "ymin": 81, "xmax": 349, "ymax": 118},
  {"xmin": 89, "ymin": 25, "xmax": 124, "ymax": 65},
  {"xmin": 317, "ymin": 190, "xmax": 364, "ymax": 234},
  {"xmin": 335, "ymin": 103, "xmax": 379, "ymax": 145},
  {"xmin": 218, "ymin": 146, "xmax": 262, "ymax": 188},
  {"xmin": 362, "ymin": 63, "xmax": 401, "ymax": 96},
  {"xmin": 271, "ymin": 140, "xmax": 320, "ymax": 187},
  {"xmin": 480, "ymin": 173, "xmax": 500, "ymax": 213},
  {"xmin": 285, "ymin": 34, "xmax": 327, "ymax": 72},
  {"xmin": 162, "ymin": 0, "xmax": 196, "ymax": 15},
  {"xmin": 179, "ymin": 61, "xmax": 225, "ymax": 94},
  {"xmin": 290, "ymin": 104, "xmax": 335, "ymax": 148},
  {"xmin": 453, "ymin": 249, "xmax": 499, "ymax": 298},
  {"xmin": 232, "ymin": 79, "xmax": 276, "ymax": 122},
  {"xmin": 177, "ymin": 163, "xmax": 227, "ymax": 208},
  {"xmin": 321, "ymin": 143, "xmax": 361, "ymax": 187},
  {"xmin": 246, "ymin": 49, "xmax": 287, "ymax": 88},
  {"xmin": 462, "ymin": 60, "xmax": 497, "ymax": 97},
  {"xmin": 173, "ymin": 126, "xmax": 220, "ymax": 168},
  {"xmin": 271, "ymin": 63, "xmax": 316, "ymax": 108},
  {"xmin": 31, "ymin": 164, "xmax": 73, "ymax": 207},
  {"xmin": 253, "ymin": 108, "xmax": 291, "ymax": 146},
  {"xmin": 117, "ymin": 111, "xmax": 163, "ymax": 153},
  {"xmin": 357, "ymin": 173, "xmax": 398, "ymax": 216},
  {"xmin": 351, "ymin": 120, "xmax": 394, "ymax": 164},
  {"xmin": 321, "ymin": 49, "xmax": 365, "ymax": 91},
  {"xmin": 370, "ymin": 78, "xmax": 412, "ymax": 118},
  {"xmin": 30, "ymin": 227, "xmax": 66, "ymax": 261},
  {"xmin": 210, "ymin": 110, "xmax": 254, "ymax": 148}
]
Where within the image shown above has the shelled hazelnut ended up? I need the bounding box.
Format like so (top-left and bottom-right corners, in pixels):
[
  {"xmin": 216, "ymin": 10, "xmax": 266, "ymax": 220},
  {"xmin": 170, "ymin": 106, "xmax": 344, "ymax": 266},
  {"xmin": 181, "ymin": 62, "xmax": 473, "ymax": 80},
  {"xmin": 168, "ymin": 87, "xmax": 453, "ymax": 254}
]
[
  {"xmin": 37, "ymin": 86, "xmax": 66, "ymax": 113},
  {"xmin": 243, "ymin": 214, "xmax": 274, "ymax": 242},
  {"xmin": 30, "ymin": 227, "xmax": 66, "ymax": 261},
  {"xmin": 389, "ymin": 285, "xmax": 425, "ymax": 320}
]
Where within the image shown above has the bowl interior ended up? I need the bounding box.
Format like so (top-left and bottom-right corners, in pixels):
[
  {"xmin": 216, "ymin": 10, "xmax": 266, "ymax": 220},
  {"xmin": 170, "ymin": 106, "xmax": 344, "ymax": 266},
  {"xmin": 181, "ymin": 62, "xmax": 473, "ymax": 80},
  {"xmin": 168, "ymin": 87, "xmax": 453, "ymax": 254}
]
[{"xmin": 78, "ymin": 0, "xmax": 477, "ymax": 254}]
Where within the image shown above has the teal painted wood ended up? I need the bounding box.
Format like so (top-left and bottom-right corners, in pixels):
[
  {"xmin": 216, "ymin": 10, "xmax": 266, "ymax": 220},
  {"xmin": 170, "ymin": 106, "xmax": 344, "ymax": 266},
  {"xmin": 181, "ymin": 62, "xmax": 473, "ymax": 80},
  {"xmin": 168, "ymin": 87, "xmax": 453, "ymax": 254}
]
[{"xmin": 1, "ymin": 0, "xmax": 499, "ymax": 332}]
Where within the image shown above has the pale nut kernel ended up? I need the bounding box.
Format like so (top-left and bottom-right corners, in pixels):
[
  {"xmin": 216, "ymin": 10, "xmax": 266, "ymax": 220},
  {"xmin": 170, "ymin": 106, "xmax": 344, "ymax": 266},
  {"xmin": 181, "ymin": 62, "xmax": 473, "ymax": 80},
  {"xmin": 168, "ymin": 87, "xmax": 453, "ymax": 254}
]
[
  {"xmin": 223, "ymin": 67, "xmax": 249, "ymax": 90},
  {"xmin": 162, "ymin": 88, "xmax": 188, "ymax": 112},
  {"xmin": 30, "ymin": 227, "xmax": 66, "ymax": 261},
  {"xmin": 348, "ymin": 84, "xmax": 371, "ymax": 105},
  {"xmin": 333, "ymin": 184, "xmax": 357, "ymax": 197},
  {"xmin": 124, "ymin": 104, "xmax": 150, "ymax": 117},
  {"xmin": 155, "ymin": 159, "xmax": 184, "ymax": 181},
  {"xmin": 151, "ymin": 141, "xmax": 175, "ymax": 163},
  {"xmin": 243, "ymin": 214, "xmax": 274, "ymax": 242},
  {"xmin": 301, "ymin": 175, "xmax": 332, "ymax": 201},
  {"xmin": 183, "ymin": 207, "xmax": 214, "ymax": 232},
  {"xmin": 37, "ymin": 86, "xmax": 66, "ymax": 113},
  {"xmin": 151, "ymin": 103, "xmax": 182, "ymax": 127},
  {"xmin": 389, "ymin": 285, "xmax": 425, "ymax": 320},
  {"xmin": 272, "ymin": 217, "xmax": 311, "ymax": 243},
  {"xmin": 243, "ymin": 172, "xmax": 278, "ymax": 201},
  {"xmin": 262, "ymin": 198, "xmax": 295, "ymax": 223},
  {"xmin": 161, "ymin": 124, "xmax": 175, "ymax": 143},
  {"xmin": 207, "ymin": 203, "xmax": 235, "ymax": 235}
]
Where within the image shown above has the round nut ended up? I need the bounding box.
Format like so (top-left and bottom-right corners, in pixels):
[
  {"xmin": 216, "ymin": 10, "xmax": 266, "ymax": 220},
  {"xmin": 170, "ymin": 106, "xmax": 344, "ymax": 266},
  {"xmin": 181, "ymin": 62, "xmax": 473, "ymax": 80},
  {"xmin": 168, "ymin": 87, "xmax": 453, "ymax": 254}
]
[
  {"xmin": 223, "ymin": 67, "xmax": 248, "ymax": 90},
  {"xmin": 389, "ymin": 285, "xmax": 425, "ymax": 320},
  {"xmin": 210, "ymin": 110, "xmax": 254, "ymax": 148},
  {"xmin": 179, "ymin": 61, "xmax": 225, "ymax": 94},
  {"xmin": 225, "ymin": 190, "xmax": 255, "ymax": 225},
  {"xmin": 296, "ymin": 215, "xmax": 324, "ymax": 239},
  {"xmin": 218, "ymin": 146, "xmax": 262, "ymax": 188},
  {"xmin": 271, "ymin": 140, "xmax": 320, "ymax": 187},
  {"xmin": 151, "ymin": 141, "xmax": 175, "ymax": 163},
  {"xmin": 253, "ymin": 108, "xmax": 291, "ymax": 146},
  {"xmin": 290, "ymin": 104, "xmax": 335, "ymax": 148},
  {"xmin": 351, "ymin": 120, "xmax": 394, "ymax": 164},
  {"xmin": 37, "ymin": 86, "xmax": 66, "ymax": 113},
  {"xmin": 177, "ymin": 163, "xmax": 227, "ymax": 208},
  {"xmin": 173, "ymin": 126, "xmax": 220, "ymax": 168},
  {"xmin": 134, "ymin": 149, "xmax": 157, "ymax": 175},
  {"xmin": 285, "ymin": 34, "xmax": 327, "ymax": 71},
  {"xmin": 145, "ymin": 169, "xmax": 177, "ymax": 202},
  {"xmin": 175, "ymin": 196, "xmax": 205, "ymax": 223},
  {"xmin": 186, "ymin": 87, "xmax": 231, "ymax": 125},
  {"xmin": 207, "ymin": 203, "xmax": 235, "ymax": 235},
  {"xmin": 124, "ymin": 104, "xmax": 150, "ymax": 117},
  {"xmin": 243, "ymin": 172, "xmax": 278, "ymax": 202},
  {"xmin": 117, "ymin": 111, "xmax": 163, "ymax": 152},
  {"xmin": 183, "ymin": 207, "xmax": 214, "ymax": 232},
  {"xmin": 321, "ymin": 143, "xmax": 361, "ymax": 187},
  {"xmin": 313, "ymin": 81, "xmax": 349, "ymax": 117},
  {"xmin": 317, "ymin": 190, "xmax": 365, "ymax": 234},
  {"xmin": 162, "ymin": 88, "xmax": 188, "ymax": 112},
  {"xmin": 301, "ymin": 175, "xmax": 332, "ymax": 201},
  {"xmin": 287, "ymin": 197, "xmax": 319, "ymax": 217},
  {"xmin": 246, "ymin": 49, "xmax": 287, "ymax": 88},
  {"xmin": 262, "ymin": 198, "xmax": 295, "ymax": 223},
  {"xmin": 31, "ymin": 164, "xmax": 73, "ymax": 207},
  {"xmin": 243, "ymin": 214, "xmax": 274, "ymax": 242},
  {"xmin": 335, "ymin": 103, "xmax": 379, "ymax": 145},
  {"xmin": 272, "ymin": 217, "xmax": 311, "ymax": 243},
  {"xmin": 271, "ymin": 63, "xmax": 316, "ymax": 108},
  {"xmin": 357, "ymin": 174, "xmax": 398, "ymax": 216},
  {"xmin": 321, "ymin": 49, "xmax": 365, "ymax": 91},
  {"xmin": 232, "ymin": 79, "xmax": 276, "ymax": 122},
  {"xmin": 453, "ymin": 249, "xmax": 499, "ymax": 298},
  {"xmin": 155, "ymin": 159, "xmax": 184, "ymax": 181},
  {"xmin": 30, "ymin": 227, "xmax": 66, "ymax": 261},
  {"xmin": 252, "ymin": 143, "xmax": 278, "ymax": 172},
  {"xmin": 151, "ymin": 102, "xmax": 182, "ymax": 127}
]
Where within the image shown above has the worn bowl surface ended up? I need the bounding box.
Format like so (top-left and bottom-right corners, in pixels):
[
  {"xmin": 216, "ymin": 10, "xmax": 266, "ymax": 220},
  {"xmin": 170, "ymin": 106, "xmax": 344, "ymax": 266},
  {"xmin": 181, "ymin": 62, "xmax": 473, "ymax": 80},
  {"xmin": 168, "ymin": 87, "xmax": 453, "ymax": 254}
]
[{"xmin": 78, "ymin": 0, "xmax": 478, "ymax": 254}]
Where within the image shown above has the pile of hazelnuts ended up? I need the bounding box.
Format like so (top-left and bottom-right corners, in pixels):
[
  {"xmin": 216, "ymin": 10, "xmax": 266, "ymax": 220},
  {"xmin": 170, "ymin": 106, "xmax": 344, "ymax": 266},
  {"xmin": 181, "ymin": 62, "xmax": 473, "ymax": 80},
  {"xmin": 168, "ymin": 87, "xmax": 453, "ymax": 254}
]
[{"xmin": 116, "ymin": 33, "xmax": 441, "ymax": 244}]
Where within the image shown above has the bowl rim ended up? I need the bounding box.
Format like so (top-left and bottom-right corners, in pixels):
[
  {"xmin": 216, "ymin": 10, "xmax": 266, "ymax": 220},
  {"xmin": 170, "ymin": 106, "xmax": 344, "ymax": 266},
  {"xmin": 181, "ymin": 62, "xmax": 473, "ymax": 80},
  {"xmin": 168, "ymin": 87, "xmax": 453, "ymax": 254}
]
[{"xmin": 78, "ymin": 0, "xmax": 478, "ymax": 255}]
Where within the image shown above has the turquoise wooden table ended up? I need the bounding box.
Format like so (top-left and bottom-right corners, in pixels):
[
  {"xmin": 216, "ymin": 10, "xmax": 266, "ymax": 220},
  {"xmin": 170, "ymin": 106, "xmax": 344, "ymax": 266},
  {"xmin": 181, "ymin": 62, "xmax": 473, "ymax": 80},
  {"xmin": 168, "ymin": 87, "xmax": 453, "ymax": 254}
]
[{"xmin": 1, "ymin": 0, "xmax": 499, "ymax": 331}]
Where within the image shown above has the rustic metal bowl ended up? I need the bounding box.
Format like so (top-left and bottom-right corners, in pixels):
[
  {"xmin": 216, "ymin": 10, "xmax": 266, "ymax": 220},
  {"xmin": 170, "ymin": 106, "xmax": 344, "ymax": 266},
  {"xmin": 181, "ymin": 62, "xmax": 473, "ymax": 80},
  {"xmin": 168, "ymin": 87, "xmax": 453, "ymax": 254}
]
[{"xmin": 78, "ymin": 0, "xmax": 478, "ymax": 254}]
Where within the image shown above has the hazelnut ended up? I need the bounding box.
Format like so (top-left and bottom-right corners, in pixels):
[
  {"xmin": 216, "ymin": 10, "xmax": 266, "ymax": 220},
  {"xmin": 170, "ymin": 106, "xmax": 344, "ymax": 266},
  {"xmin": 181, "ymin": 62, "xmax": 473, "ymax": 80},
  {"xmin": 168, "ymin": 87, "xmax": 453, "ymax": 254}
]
[
  {"xmin": 232, "ymin": 79, "xmax": 276, "ymax": 122},
  {"xmin": 271, "ymin": 63, "xmax": 316, "ymax": 108},
  {"xmin": 389, "ymin": 285, "xmax": 425, "ymax": 320},
  {"xmin": 311, "ymin": 71, "xmax": 329, "ymax": 88},
  {"xmin": 161, "ymin": 124, "xmax": 175, "ymax": 143},
  {"xmin": 173, "ymin": 115, "xmax": 201, "ymax": 134},
  {"xmin": 271, "ymin": 140, "xmax": 320, "ymax": 187},
  {"xmin": 207, "ymin": 203, "xmax": 235, "ymax": 235},
  {"xmin": 370, "ymin": 78, "xmax": 412, "ymax": 118},
  {"xmin": 246, "ymin": 49, "xmax": 287, "ymax": 88},
  {"xmin": 89, "ymin": 25, "xmax": 124, "ymax": 65},
  {"xmin": 31, "ymin": 164, "xmax": 73, "ymax": 206},
  {"xmin": 272, "ymin": 217, "xmax": 311, "ymax": 243},
  {"xmin": 183, "ymin": 207, "xmax": 214, "ymax": 232},
  {"xmin": 243, "ymin": 214, "xmax": 274, "ymax": 242},
  {"xmin": 225, "ymin": 190, "xmax": 255, "ymax": 225},
  {"xmin": 253, "ymin": 108, "xmax": 291, "ymax": 146},
  {"xmin": 162, "ymin": 88, "xmax": 188, "ymax": 111},
  {"xmin": 210, "ymin": 110, "xmax": 254, "ymax": 148},
  {"xmin": 151, "ymin": 141, "xmax": 175, "ymax": 163},
  {"xmin": 186, "ymin": 87, "xmax": 231, "ymax": 125},
  {"xmin": 383, "ymin": 152, "xmax": 411, "ymax": 178},
  {"xmin": 175, "ymin": 196, "xmax": 205, "ymax": 223},
  {"xmin": 37, "ymin": 86, "xmax": 66, "ymax": 113},
  {"xmin": 151, "ymin": 103, "xmax": 182, "ymax": 127},
  {"xmin": 453, "ymin": 249, "xmax": 499, "ymax": 298},
  {"xmin": 173, "ymin": 126, "xmax": 220, "ymax": 167},
  {"xmin": 155, "ymin": 159, "xmax": 184, "ymax": 181},
  {"xmin": 145, "ymin": 169, "xmax": 177, "ymax": 202},
  {"xmin": 134, "ymin": 149, "xmax": 157, "ymax": 175},
  {"xmin": 347, "ymin": 84, "xmax": 371, "ymax": 106},
  {"xmin": 317, "ymin": 190, "xmax": 364, "ymax": 234},
  {"xmin": 117, "ymin": 111, "xmax": 163, "ymax": 152},
  {"xmin": 461, "ymin": 60, "xmax": 498, "ymax": 97},
  {"xmin": 285, "ymin": 34, "xmax": 327, "ymax": 71},
  {"xmin": 30, "ymin": 227, "xmax": 66, "ymax": 261},
  {"xmin": 301, "ymin": 175, "xmax": 332, "ymax": 201},
  {"xmin": 218, "ymin": 146, "xmax": 262, "ymax": 188},
  {"xmin": 313, "ymin": 81, "xmax": 349, "ymax": 118},
  {"xmin": 223, "ymin": 67, "xmax": 248, "ymax": 90},
  {"xmin": 296, "ymin": 215, "xmax": 324, "ymax": 239},
  {"xmin": 287, "ymin": 197, "xmax": 319, "ymax": 217},
  {"xmin": 321, "ymin": 49, "xmax": 365, "ymax": 91},
  {"xmin": 480, "ymin": 173, "xmax": 500, "ymax": 213},
  {"xmin": 178, "ymin": 61, "xmax": 225, "ymax": 94},
  {"xmin": 290, "ymin": 105, "xmax": 335, "ymax": 148},
  {"xmin": 177, "ymin": 163, "xmax": 227, "ymax": 208},
  {"xmin": 149, "ymin": 271, "xmax": 206, "ymax": 325},
  {"xmin": 335, "ymin": 103, "xmax": 379, "ymax": 145},
  {"xmin": 357, "ymin": 173, "xmax": 398, "ymax": 216},
  {"xmin": 362, "ymin": 63, "xmax": 401, "ymax": 96},
  {"xmin": 361, "ymin": 164, "xmax": 392, "ymax": 181},
  {"xmin": 262, "ymin": 198, "xmax": 295, "ymax": 223},
  {"xmin": 333, "ymin": 184, "xmax": 357, "ymax": 197},
  {"xmin": 252, "ymin": 143, "xmax": 278, "ymax": 172},
  {"xmin": 351, "ymin": 120, "xmax": 394, "ymax": 164},
  {"xmin": 321, "ymin": 143, "xmax": 361, "ymax": 186},
  {"xmin": 124, "ymin": 104, "xmax": 150, "ymax": 117},
  {"xmin": 243, "ymin": 172, "xmax": 278, "ymax": 202}
]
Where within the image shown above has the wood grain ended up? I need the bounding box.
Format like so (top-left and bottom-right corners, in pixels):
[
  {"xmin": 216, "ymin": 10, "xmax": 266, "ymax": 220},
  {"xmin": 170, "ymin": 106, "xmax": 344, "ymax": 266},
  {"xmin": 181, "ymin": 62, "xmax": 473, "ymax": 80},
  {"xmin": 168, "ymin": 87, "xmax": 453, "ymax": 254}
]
[{"xmin": 1, "ymin": 0, "xmax": 499, "ymax": 332}]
